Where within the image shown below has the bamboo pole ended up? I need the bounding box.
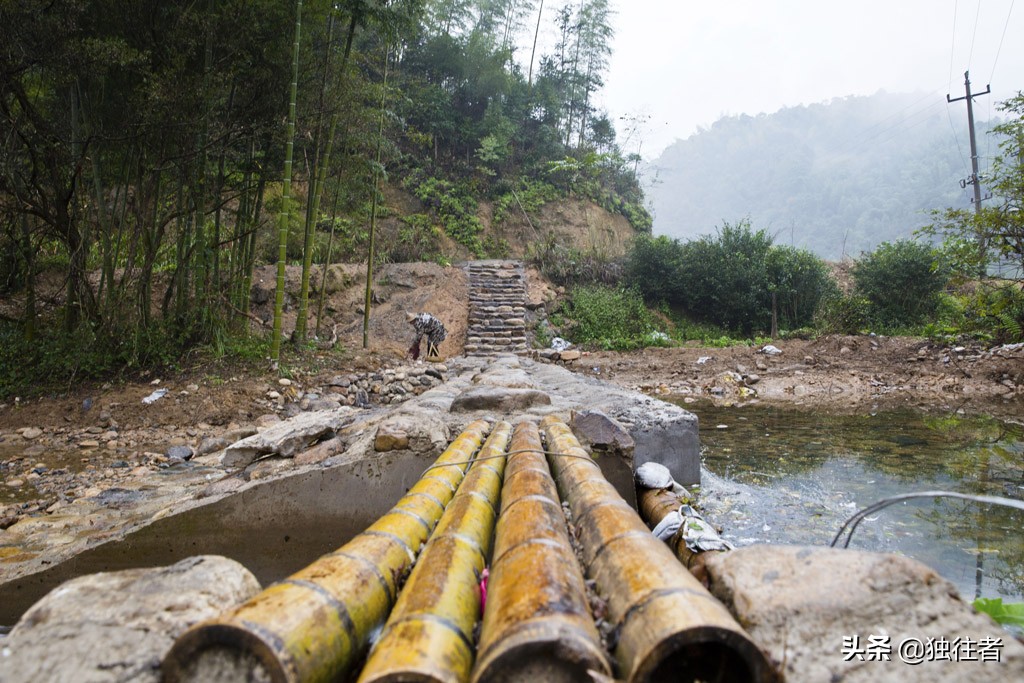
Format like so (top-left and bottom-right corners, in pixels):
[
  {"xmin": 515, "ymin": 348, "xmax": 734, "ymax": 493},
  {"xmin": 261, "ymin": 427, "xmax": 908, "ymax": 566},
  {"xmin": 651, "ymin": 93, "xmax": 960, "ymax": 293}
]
[
  {"xmin": 540, "ymin": 417, "xmax": 776, "ymax": 683},
  {"xmin": 638, "ymin": 488, "xmax": 723, "ymax": 585},
  {"xmin": 471, "ymin": 421, "xmax": 611, "ymax": 683},
  {"xmin": 358, "ymin": 422, "xmax": 513, "ymax": 683},
  {"xmin": 162, "ymin": 420, "xmax": 492, "ymax": 683}
]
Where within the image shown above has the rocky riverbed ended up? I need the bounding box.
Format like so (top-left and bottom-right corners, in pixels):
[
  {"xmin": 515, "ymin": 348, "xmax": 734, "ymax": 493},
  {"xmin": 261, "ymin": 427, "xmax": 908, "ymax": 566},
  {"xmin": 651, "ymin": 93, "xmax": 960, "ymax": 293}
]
[{"xmin": 1, "ymin": 352, "xmax": 1022, "ymax": 683}]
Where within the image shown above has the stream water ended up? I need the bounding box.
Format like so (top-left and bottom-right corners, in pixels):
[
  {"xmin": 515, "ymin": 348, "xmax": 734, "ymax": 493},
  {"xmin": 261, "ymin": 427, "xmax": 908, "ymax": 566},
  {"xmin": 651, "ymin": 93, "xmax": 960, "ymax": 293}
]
[{"xmin": 683, "ymin": 401, "xmax": 1024, "ymax": 604}]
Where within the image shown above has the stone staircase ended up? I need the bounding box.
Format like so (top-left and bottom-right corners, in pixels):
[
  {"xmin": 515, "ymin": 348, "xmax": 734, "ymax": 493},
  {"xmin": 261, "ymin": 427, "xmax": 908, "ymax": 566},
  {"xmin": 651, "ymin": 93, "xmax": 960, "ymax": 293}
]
[{"xmin": 464, "ymin": 260, "xmax": 529, "ymax": 356}]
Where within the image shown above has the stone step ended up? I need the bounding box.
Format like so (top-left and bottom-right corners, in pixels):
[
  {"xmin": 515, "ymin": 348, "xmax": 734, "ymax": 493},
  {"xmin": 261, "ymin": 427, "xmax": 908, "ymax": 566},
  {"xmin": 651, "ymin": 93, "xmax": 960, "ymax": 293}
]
[{"xmin": 464, "ymin": 259, "xmax": 530, "ymax": 357}]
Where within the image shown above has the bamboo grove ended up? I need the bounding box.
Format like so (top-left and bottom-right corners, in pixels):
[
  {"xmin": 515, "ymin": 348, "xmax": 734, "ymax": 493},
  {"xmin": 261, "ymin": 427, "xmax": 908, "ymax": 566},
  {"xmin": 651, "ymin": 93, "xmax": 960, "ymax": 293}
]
[{"xmin": 0, "ymin": 0, "xmax": 644, "ymax": 378}]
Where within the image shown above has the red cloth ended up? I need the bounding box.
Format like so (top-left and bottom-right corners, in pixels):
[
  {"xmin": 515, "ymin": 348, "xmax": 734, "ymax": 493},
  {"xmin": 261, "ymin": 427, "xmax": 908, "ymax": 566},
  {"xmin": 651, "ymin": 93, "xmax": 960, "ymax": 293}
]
[
  {"xmin": 479, "ymin": 567, "xmax": 489, "ymax": 614},
  {"xmin": 408, "ymin": 339, "xmax": 421, "ymax": 360}
]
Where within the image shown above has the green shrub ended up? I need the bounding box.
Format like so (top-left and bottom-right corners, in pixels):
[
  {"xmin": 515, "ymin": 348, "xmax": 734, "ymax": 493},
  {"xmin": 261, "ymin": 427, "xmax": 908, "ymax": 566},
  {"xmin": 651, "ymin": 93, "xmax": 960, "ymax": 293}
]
[
  {"xmin": 383, "ymin": 214, "xmax": 442, "ymax": 263},
  {"xmin": 627, "ymin": 222, "xmax": 835, "ymax": 336},
  {"xmin": 411, "ymin": 176, "xmax": 485, "ymax": 256},
  {"xmin": 526, "ymin": 233, "xmax": 623, "ymax": 288},
  {"xmin": 766, "ymin": 245, "xmax": 837, "ymax": 330},
  {"xmin": 493, "ymin": 179, "xmax": 561, "ymax": 224},
  {"xmin": 851, "ymin": 240, "xmax": 949, "ymax": 327},
  {"xmin": 815, "ymin": 293, "xmax": 871, "ymax": 334},
  {"xmin": 625, "ymin": 234, "xmax": 686, "ymax": 304},
  {"xmin": 562, "ymin": 285, "xmax": 657, "ymax": 350},
  {"xmin": 937, "ymin": 284, "xmax": 1024, "ymax": 343}
]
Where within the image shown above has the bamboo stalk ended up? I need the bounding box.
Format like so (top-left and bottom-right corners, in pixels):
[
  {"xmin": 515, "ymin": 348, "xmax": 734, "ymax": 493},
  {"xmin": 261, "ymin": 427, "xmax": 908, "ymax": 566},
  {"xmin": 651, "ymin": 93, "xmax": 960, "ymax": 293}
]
[
  {"xmin": 162, "ymin": 420, "xmax": 492, "ymax": 683},
  {"xmin": 638, "ymin": 488, "xmax": 722, "ymax": 584},
  {"xmin": 471, "ymin": 421, "xmax": 611, "ymax": 683},
  {"xmin": 358, "ymin": 422, "xmax": 513, "ymax": 683},
  {"xmin": 540, "ymin": 417, "xmax": 776, "ymax": 683}
]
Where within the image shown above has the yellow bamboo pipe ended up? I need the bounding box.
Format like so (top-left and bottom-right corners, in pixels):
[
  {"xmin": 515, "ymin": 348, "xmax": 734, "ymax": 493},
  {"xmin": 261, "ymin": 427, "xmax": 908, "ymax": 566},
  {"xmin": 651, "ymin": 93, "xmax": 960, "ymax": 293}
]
[
  {"xmin": 162, "ymin": 420, "xmax": 492, "ymax": 683},
  {"xmin": 471, "ymin": 421, "xmax": 611, "ymax": 683},
  {"xmin": 540, "ymin": 416, "xmax": 776, "ymax": 683},
  {"xmin": 638, "ymin": 488, "xmax": 721, "ymax": 585},
  {"xmin": 357, "ymin": 421, "xmax": 513, "ymax": 683}
]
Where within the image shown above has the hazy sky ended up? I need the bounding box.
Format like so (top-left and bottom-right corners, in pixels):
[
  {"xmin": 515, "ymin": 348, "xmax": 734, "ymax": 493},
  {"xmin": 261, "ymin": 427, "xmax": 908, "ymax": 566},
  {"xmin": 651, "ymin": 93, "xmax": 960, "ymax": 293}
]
[{"xmin": 592, "ymin": 0, "xmax": 1024, "ymax": 159}]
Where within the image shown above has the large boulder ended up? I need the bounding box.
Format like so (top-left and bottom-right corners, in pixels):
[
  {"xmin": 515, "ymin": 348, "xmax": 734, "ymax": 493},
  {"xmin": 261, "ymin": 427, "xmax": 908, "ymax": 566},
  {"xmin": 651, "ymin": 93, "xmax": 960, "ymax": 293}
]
[
  {"xmin": 0, "ymin": 556, "xmax": 260, "ymax": 683},
  {"xmin": 704, "ymin": 545, "xmax": 1024, "ymax": 682}
]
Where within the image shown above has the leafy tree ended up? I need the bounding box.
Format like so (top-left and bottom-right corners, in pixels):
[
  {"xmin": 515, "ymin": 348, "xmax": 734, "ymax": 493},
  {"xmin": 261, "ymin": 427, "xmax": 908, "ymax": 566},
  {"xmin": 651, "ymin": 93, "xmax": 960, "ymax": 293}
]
[
  {"xmin": 675, "ymin": 221, "xmax": 776, "ymax": 334},
  {"xmin": 625, "ymin": 234, "xmax": 686, "ymax": 304},
  {"xmin": 851, "ymin": 239, "xmax": 949, "ymax": 327},
  {"xmin": 627, "ymin": 221, "xmax": 833, "ymax": 334},
  {"xmin": 766, "ymin": 245, "xmax": 836, "ymax": 330}
]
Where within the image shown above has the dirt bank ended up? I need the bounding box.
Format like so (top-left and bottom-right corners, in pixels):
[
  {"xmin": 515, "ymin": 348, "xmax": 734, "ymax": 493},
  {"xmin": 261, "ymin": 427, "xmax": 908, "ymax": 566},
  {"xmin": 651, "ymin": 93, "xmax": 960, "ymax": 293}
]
[{"xmin": 571, "ymin": 335, "xmax": 1024, "ymax": 420}]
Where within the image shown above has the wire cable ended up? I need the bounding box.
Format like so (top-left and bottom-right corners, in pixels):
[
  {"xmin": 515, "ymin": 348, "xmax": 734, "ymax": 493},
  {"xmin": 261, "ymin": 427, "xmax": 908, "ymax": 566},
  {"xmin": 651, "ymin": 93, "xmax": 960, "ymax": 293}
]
[
  {"xmin": 949, "ymin": 0, "xmax": 959, "ymax": 92},
  {"xmin": 946, "ymin": 103, "xmax": 970, "ymax": 172},
  {"xmin": 968, "ymin": 0, "xmax": 983, "ymax": 70},
  {"xmin": 989, "ymin": 0, "xmax": 1016, "ymax": 84},
  {"xmin": 422, "ymin": 447, "xmax": 599, "ymax": 474},
  {"xmin": 830, "ymin": 491, "xmax": 1024, "ymax": 549}
]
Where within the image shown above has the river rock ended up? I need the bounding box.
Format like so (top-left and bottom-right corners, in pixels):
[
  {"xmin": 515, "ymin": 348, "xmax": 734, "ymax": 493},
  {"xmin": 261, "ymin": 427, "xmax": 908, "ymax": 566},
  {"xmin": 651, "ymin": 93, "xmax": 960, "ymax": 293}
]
[
  {"xmin": 222, "ymin": 409, "xmax": 353, "ymax": 468},
  {"xmin": 373, "ymin": 411, "xmax": 449, "ymax": 455},
  {"xmin": 704, "ymin": 545, "xmax": 1024, "ymax": 682},
  {"xmin": 166, "ymin": 445, "xmax": 194, "ymax": 462},
  {"xmin": 195, "ymin": 436, "xmax": 232, "ymax": 457},
  {"xmin": 374, "ymin": 422, "xmax": 410, "ymax": 451},
  {"xmin": 294, "ymin": 436, "xmax": 344, "ymax": 465},
  {"xmin": 20, "ymin": 427, "xmax": 43, "ymax": 440},
  {"xmin": 0, "ymin": 555, "xmax": 260, "ymax": 683},
  {"xmin": 570, "ymin": 410, "xmax": 635, "ymax": 454},
  {"xmin": 450, "ymin": 386, "xmax": 552, "ymax": 413}
]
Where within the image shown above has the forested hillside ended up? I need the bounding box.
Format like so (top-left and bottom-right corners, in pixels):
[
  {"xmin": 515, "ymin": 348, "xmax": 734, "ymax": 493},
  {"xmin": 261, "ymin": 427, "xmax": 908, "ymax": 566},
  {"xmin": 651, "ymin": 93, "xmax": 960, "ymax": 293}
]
[
  {"xmin": 0, "ymin": 0, "xmax": 647, "ymax": 376},
  {"xmin": 648, "ymin": 92, "xmax": 1001, "ymax": 259}
]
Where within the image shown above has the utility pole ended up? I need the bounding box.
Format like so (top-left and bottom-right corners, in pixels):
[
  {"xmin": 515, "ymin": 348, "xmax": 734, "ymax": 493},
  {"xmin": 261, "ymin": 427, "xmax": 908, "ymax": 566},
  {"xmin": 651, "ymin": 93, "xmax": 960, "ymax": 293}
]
[
  {"xmin": 947, "ymin": 70, "xmax": 992, "ymax": 276},
  {"xmin": 947, "ymin": 70, "xmax": 991, "ymax": 213}
]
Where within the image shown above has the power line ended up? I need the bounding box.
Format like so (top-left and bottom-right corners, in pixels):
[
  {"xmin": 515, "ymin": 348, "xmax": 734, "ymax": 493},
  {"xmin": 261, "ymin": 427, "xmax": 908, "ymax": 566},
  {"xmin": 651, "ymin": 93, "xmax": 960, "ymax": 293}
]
[
  {"xmin": 948, "ymin": 0, "xmax": 959, "ymax": 91},
  {"xmin": 946, "ymin": 104, "xmax": 970, "ymax": 173},
  {"xmin": 989, "ymin": 0, "xmax": 1016, "ymax": 84},
  {"xmin": 967, "ymin": 0, "xmax": 983, "ymax": 69},
  {"xmin": 823, "ymin": 91, "xmax": 946, "ymax": 157}
]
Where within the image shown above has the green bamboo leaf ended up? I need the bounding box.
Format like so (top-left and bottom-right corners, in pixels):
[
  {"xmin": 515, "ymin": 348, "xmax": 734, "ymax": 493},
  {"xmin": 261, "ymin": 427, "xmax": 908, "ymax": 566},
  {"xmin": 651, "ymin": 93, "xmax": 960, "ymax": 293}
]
[{"xmin": 973, "ymin": 597, "xmax": 1024, "ymax": 627}]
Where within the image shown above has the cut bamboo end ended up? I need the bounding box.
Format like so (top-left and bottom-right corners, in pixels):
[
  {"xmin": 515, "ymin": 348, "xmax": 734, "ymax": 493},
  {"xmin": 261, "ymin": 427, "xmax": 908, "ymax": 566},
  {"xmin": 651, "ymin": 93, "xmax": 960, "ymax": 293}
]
[
  {"xmin": 638, "ymin": 487, "xmax": 721, "ymax": 579},
  {"xmin": 162, "ymin": 420, "xmax": 492, "ymax": 683},
  {"xmin": 472, "ymin": 421, "xmax": 611, "ymax": 683},
  {"xmin": 357, "ymin": 422, "xmax": 513, "ymax": 683},
  {"xmin": 541, "ymin": 418, "xmax": 777, "ymax": 683}
]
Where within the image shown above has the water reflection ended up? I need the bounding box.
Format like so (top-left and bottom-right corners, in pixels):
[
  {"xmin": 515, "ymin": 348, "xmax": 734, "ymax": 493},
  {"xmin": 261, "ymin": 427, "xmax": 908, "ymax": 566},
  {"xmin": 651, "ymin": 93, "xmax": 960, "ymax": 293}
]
[{"xmin": 683, "ymin": 402, "xmax": 1024, "ymax": 603}]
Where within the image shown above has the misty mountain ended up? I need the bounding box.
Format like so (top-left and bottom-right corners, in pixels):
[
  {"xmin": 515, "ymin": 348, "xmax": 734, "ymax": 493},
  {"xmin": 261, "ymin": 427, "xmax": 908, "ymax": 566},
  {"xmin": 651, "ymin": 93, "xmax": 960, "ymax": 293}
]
[{"xmin": 646, "ymin": 91, "xmax": 1001, "ymax": 259}]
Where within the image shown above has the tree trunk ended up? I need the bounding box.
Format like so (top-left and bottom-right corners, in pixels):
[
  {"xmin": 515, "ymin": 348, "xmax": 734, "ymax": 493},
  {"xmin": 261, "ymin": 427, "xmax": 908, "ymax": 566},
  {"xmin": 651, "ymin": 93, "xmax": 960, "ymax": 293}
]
[
  {"xmin": 271, "ymin": 0, "xmax": 305, "ymax": 366},
  {"xmin": 296, "ymin": 11, "xmax": 337, "ymax": 343},
  {"xmin": 20, "ymin": 214, "xmax": 35, "ymax": 342},
  {"xmin": 363, "ymin": 47, "xmax": 389, "ymax": 350}
]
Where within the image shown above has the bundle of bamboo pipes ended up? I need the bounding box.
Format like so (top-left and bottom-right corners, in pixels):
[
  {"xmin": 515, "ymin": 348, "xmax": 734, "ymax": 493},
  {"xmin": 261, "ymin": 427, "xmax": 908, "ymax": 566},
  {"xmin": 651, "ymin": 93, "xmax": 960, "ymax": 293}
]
[
  {"xmin": 357, "ymin": 421, "xmax": 512, "ymax": 683},
  {"xmin": 471, "ymin": 421, "xmax": 612, "ymax": 683},
  {"xmin": 540, "ymin": 416, "xmax": 776, "ymax": 683},
  {"xmin": 162, "ymin": 420, "xmax": 492, "ymax": 683},
  {"xmin": 162, "ymin": 415, "xmax": 778, "ymax": 683}
]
